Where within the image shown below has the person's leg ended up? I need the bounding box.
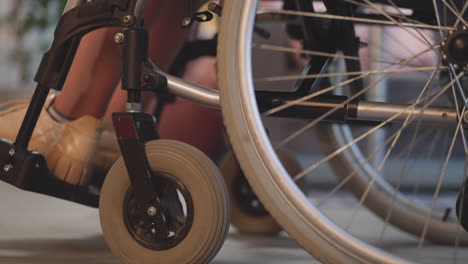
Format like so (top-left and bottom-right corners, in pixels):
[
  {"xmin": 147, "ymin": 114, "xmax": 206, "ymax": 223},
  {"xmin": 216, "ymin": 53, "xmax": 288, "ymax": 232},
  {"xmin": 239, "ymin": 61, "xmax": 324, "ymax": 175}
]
[
  {"xmin": 104, "ymin": 0, "xmax": 202, "ymax": 120},
  {"xmin": 102, "ymin": 1, "xmax": 224, "ymax": 159},
  {"xmin": 158, "ymin": 56, "xmax": 223, "ymax": 161},
  {"xmin": 0, "ymin": 0, "xmax": 191, "ymax": 185},
  {"xmin": 54, "ymin": 0, "xmax": 188, "ymax": 119},
  {"xmin": 51, "ymin": 28, "xmax": 121, "ymax": 119},
  {"xmin": 50, "ymin": 1, "xmax": 193, "ymax": 184}
]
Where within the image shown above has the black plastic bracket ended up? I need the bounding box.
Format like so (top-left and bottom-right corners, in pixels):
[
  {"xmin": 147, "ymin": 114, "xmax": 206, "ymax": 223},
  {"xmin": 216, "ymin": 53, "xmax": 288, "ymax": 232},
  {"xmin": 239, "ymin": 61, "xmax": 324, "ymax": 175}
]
[
  {"xmin": 35, "ymin": 0, "xmax": 139, "ymax": 91},
  {"xmin": 0, "ymin": 139, "xmax": 99, "ymax": 207},
  {"xmin": 119, "ymin": 27, "xmax": 168, "ymax": 94},
  {"xmin": 113, "ymin": 112, "xmax": 169, "ymax": 234}
]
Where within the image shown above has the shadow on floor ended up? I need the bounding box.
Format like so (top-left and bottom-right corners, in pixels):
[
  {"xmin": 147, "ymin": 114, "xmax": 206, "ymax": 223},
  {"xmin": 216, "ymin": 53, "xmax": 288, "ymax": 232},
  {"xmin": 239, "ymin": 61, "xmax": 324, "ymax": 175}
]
[
  {"xmin": 0, "ymin": 232, "xmax": 313, "ymax": 264},
  {"xmin": 227, "ymin": 232, "xmax": 303, "ymax": 249},
  {"xmin": 0, "ymin": 236, "xmax": 117, "ymax": 264}
]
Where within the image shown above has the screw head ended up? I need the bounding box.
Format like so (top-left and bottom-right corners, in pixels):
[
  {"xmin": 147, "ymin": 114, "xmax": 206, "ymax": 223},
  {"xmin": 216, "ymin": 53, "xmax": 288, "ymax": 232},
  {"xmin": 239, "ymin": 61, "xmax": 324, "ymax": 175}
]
[
  {"xmin": 147, "ymin": 206, "xmax": 157, "ymax": 216},
  {"xmin": 182, "ymin": 17, "xmax": 191, "ymax": 27},
  {"xmin": 8, "ymin": 148, "xmax": 14, "ymax": 156},
  {"xmin": 3, "ymin": 164, "xmax": 12, "ymax": 172},
  {"xmin": 123, "ymin": 15, "xmax": 134, "ymax": 25},
  {"xmin": 114, "ymin": 32, "xmax": 125, "ymax": 44}
]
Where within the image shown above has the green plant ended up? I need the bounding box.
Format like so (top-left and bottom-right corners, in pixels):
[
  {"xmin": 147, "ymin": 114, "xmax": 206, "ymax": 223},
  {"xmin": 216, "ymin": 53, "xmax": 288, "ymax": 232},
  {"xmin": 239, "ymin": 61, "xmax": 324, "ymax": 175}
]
[{"xmin": 2, "ymin": 0, "xmax": 67, "ymax": 87}]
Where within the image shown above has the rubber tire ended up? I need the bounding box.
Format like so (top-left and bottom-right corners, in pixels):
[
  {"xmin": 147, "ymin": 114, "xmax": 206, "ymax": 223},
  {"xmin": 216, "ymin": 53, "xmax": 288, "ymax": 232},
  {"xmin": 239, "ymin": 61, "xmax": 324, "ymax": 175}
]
[
  {"xmin": 315, "ymin": 122, "xmax": 468, "ymax": 245},
  {"xmin": 217, "ymin": 1, "xmax": 408, "ymax": 263},
  {"xmin": 219, "ymin": 148, "xmax": 303, "ymax": 236},
  {"xmin": 99, "ymin": 140, "xmax": 230, "ymax": 264}
]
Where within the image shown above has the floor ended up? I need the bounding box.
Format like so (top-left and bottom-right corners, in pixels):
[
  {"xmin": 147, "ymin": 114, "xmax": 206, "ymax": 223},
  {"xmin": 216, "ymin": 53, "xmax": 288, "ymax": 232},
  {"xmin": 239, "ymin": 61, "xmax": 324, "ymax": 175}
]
[
  {"xmin": 0, "ymin": 181, "xmax": 316, "ymax": 264},
  {"xmin": 7, "ymin": 173, "xmax": 468, "ymax": 264},
  {"xmin": 2, "ymin": 179, "xmax": 467, "ymax": 264},
  {"xmin": 0, "ymin": 91, "xmax": 465, "ymax": 264}
]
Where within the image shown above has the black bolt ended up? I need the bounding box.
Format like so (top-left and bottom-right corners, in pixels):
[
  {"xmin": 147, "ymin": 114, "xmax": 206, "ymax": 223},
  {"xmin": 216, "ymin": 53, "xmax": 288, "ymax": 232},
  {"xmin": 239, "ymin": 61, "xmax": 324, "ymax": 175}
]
[
  {"xmin": 208, "ymin": 2, "xmax": 222, "ymax": 16},
  {"xmin": 144, "ymin": 74, "xmax": 155, "ymax": 83}
]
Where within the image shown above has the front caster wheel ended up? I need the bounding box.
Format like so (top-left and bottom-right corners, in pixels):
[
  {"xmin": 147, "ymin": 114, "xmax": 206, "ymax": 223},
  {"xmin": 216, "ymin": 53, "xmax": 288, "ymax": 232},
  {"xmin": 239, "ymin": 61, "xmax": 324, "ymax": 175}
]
[
  {"xmin": 99, "ymin": 140, "xmax": 230, "ymax": 264},
  {"xmin": 219, "ymin": 148, "xmax": 302, "ymax": 236}
]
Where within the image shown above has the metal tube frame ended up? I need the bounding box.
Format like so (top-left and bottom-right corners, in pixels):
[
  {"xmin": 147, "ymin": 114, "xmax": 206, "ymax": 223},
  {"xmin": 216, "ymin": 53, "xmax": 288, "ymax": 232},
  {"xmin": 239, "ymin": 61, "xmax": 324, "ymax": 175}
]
[{"xmin": 0, "ymin": 0, "xmax": 463, "ymax": 210}]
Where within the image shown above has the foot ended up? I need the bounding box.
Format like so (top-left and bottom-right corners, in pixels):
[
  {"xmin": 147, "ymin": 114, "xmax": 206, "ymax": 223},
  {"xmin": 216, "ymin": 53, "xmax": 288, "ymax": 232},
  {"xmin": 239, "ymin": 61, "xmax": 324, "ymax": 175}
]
[
  {"xmin": 93, "ymin": 120, "xmax": 120, "ymax": 178},
  {"xmin": 0, "ymin": 93, "xmax": 102, "ymax": 185}
]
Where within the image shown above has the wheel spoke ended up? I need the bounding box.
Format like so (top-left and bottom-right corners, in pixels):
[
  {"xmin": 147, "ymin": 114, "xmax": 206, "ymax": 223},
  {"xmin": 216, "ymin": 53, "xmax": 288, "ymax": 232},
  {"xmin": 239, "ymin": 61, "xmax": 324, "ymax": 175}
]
[
  {"xmin": 257, "ymin": 43, "xmax": 440, "ymax": 70},
  {"xmin": 258, "ymin": 8, "xmax": 456, "ymax": 31},
  {"xmin": 345, "ymin": 70, "xmax": 439, "ymax": 229},
  {"xmin": 344, "ymin": 0, "xmax": 431, "ymax": 28},
  {"xmin": 262, "ymin": 47, "xmax": 438, "ymax": 117},
  {"xmin": 448, "ymin": 65, "xmax": 468, "ymax": 262},
  {"xmin": 314, "ymin": 125, "xmax": 431, "ymax": 208},
  {"xmin": 377, "ymin": 70, "xmax": 439, "ymax": 242},
  {"xmin": 293, "ymin": 72, "xmax": 464, "ymax": 183},
  {"xmin": 255, "ymin": 66, "xmax": 445, "ymax": 82},
  {"xmin": 440, "ymin": 0, "xmax": 468, "ymax": 28},
  {"xmin": 379, "ymin": 0, "xmax": 439, "ymax": 49},
  {"xmin": 432, "ymin": 0, "xmax": 446, "ymax": 39},
  {"xmin": 221, "ymin": 1, "xmax": 468, "ymax": 262},
  {"xmin": 417, "ymin": 68, "xmax": 467, "ymax": 249},
  {"xmin": 276, "ymin": 48, "xmax": 438, "ymax": 145},
  {"xmin": 449, "ymin": 65, "xmax": 468, "ymax": 154},
  {"xmin": 360, "ymin": 0, "xmax": 435, "ymax": 49},
  {"xmin": 454, "ymin": 1, "xmax": 468, "ymax": 28},
  {"xmin": 418, "ymin": 105, "xmax": 466, "ymax": 249}
]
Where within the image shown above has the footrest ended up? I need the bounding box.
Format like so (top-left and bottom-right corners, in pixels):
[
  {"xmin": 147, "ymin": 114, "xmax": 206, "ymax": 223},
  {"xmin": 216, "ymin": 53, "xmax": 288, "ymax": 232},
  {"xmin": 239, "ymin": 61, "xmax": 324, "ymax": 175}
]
[{"xmin": 0, "ymin": 139, "xmax": 99, "ymax": 208}]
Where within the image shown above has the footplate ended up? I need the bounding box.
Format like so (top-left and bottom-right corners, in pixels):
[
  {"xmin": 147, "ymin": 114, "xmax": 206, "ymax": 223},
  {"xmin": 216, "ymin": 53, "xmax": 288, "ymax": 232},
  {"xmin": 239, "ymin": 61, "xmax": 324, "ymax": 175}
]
[{"xmin": 0, "ymin": 139, "xmax": 99, "ymax": 207}]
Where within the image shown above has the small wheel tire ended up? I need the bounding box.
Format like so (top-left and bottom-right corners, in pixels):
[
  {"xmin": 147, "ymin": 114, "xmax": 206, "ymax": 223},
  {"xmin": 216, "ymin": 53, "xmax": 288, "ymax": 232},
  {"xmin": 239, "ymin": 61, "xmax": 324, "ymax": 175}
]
[
  {"xmin": 219, "ymin": 148, "xmax": 303, "ymax": 236},
  {"xmin": 99, "ymin": 140, "xmax": 230, "ymax": 264}
]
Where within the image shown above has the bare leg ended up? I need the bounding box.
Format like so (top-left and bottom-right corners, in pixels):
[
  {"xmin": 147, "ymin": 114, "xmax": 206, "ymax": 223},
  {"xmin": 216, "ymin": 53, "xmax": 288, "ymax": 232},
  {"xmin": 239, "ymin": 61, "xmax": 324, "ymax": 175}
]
[
  {"xmin": 104, "ymin": 0, "xmax": 200, "ymax": 120},
  {"xmin": 101, "ymin": 2, "xmax": 224, "ymax": 160},
  {"xmin": 158, "ymin": 56, "xmax": 223, "ymax": 160},
  {"xmin": 54, "ymin": 0, "xmax": 190, "ymax": 119},
  {"xmin": 52, "ymin": 28, "xmax": 121, "ymax": 119}
]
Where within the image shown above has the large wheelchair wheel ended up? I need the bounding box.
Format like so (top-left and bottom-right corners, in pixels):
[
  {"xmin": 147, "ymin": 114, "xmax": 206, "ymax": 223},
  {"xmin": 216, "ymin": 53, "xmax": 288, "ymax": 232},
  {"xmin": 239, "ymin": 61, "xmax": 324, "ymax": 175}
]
[
  {"xmin": 218, "ymin": 0, "xmax": 468, "ymax": 263},
  {"xmin": 99, "ymin": 140, "xmax": 230, "ymax": 264}
]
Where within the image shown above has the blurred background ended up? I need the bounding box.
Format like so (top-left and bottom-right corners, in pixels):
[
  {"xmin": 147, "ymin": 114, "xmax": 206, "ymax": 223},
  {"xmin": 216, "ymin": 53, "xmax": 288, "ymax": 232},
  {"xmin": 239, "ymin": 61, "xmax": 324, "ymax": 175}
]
[{"xmin": 0, "ymin": 0, "xmax": 66, "ymax": 92}]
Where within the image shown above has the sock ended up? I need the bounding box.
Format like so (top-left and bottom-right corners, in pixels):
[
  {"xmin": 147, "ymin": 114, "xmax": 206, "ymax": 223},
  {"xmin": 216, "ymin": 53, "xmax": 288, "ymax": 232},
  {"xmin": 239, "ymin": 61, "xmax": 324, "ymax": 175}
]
[{"xmin": 47, "ymin": 104, "xmax": 73, "ymax": 123}]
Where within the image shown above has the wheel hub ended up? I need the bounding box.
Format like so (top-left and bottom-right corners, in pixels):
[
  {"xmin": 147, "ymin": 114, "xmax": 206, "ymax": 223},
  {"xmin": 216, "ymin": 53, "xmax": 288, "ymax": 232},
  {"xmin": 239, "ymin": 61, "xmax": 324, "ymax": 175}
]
[
  {"xmin": 123, "ymin": 172, "xmax": 194, "ymax": 251},
  {"xmin": 442, "ymin": 28, "xmax": 468, "ymax": 68},
  {"xmin": 233, "ymin": 172, "xmax": 270, "ymax": 217}
]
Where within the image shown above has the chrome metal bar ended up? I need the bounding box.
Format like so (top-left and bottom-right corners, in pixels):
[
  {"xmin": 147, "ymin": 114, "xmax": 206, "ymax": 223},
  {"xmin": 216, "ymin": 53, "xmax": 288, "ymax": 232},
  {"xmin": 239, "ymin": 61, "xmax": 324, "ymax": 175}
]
[
  {"xmin": 164, "ymin": 74, "xmax": 220, "ymax": 109},
  {"xmin": 134, "ymin": 0, "xmax": 149, "ymax": 20},
  {"xmin": 355, "ymin": 101, "xmax": 458, "ymax": 127}
]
